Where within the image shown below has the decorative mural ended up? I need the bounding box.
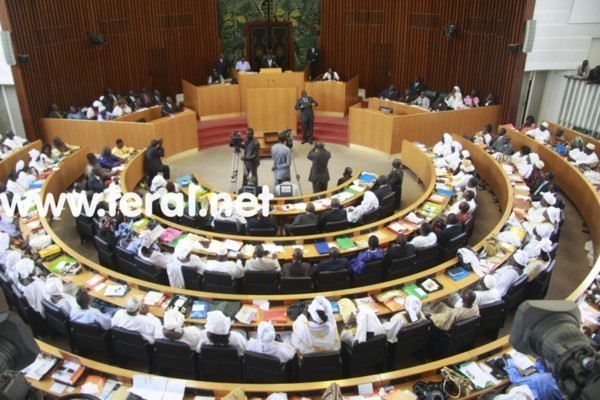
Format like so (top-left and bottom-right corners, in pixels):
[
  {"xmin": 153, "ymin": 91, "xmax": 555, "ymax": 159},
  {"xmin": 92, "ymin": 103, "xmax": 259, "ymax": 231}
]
[{"xmin": 217, "ymin": 0, "xmax": 320, "ymax": 71}]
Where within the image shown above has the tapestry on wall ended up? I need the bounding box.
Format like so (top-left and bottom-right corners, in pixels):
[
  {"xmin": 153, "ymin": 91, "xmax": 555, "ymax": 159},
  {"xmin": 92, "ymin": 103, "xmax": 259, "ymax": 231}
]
[{"xmin": 217, "ymin": 0, "xmax": 320, "ymax": 71}]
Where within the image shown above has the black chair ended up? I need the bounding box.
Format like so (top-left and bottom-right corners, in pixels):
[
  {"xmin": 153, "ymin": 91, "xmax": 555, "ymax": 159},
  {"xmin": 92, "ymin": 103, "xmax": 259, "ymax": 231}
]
[
  {"xmin": 111, "ymin": 327, "xmax": 155, "ymax": 372},
  {"xmin": 361, "ymin": 207, "xmax": 380, "ymax": 225},
  {"xmin": 200, "ymin": 344, "xmax": 242, "ymax": 382},
  {"xmin": 438, "ymin": 232, "xmax": 468, "ymax": 262},
  {"xmin": 380, "ymin": 192, "xmax": 396, "ymax": 218},
  {"xmin": 388, "ymin": 319, "xmax": 430, "ymax": 369},
  {"xmin": 324, "ymin": 219, "xmax": 349, "ymax": 233},
  {"xmin": 502, "ymin": 274, "xmax": 528, "ymax": 311},
  {"xmin": 314, "ymin": 269, "xmax": 350, "ymax": 291},
  {"xmin": 244, "ymin": 351, "xmax": 290, "ymax": 383},
  {"xmin": 415, "ymin": 244, "xmax": 439, "ymax": 271},
  {"xmin": 352, "ymin": 258, "xmax": 384, "ymax": 287},
  {"xmin": 477, "ymin": 300, "xmax": 506, "ymax": 340},
  {"xmin": 296, "ymin": 350, "xmax": 342, "ymax": 382},
  {"xmin": 463, "ymin": 215, "xmax": 476, "ymax": 240},
  {"xmin": 12, "ymin": 285, "xmax": 48, "ymax": 337},
  {"xmin": 75, "ymin": 215, "xmax": 95, "ymax": 244},
  {"xmin": 70, "ymin": 321, "xmax": 115, "ymax": 363},
  {"xmin": 115, "ymin": 246, "xmax": 137, "ymax": 277},
  {"xmin": 526, "ymin": 260, "xmax": 556, "ymax": 300},
  {"xmin": 181, "ymin": 266, "xmax": 203, "ymax": 290},
  {"xmin": 94, "ymin": 235, "xmax": 116, "ymax": 269},
  {"xmin": 342, "ymin": 334, "xmax": 388, "ymax": 377},
  {"xmin": 179, "ymin": 214, "xmax": 200, "ymax": 229},
  {"xmin": 279, "ymin": 277, "xmax": 314, "ymax": 294},
  {"xmin": 154, "ymin": 339, "xmax": 200, "ymax": 379},
  {"xmin": 247, "ymin": 227, "xmax": 278, "ymax": 237},
  {"xmin": 428, "ymin": 315, "xmax": 479, "ymax": 359},
  {"xmin": 0, "ymin": 272, "xmax": 14, "ymax": 309},
  {"xmin": 243, "ymin": 270, "xmax": 279, "ymax": 294},
  {"xmin": 213, "ymin": 220, "xmax": 240, "ymax": 234},
  {"xmin": 203, "ymin": 270, "xmax": 240, "ymax": 293},
  {"xmin": 41, "ymin": 300, "xmax": 75, "ymax": 351},
  {"xmin": 134, "ymin": 256, "xmax": 169, "ymax": 286},
  {"xmin": 290, "ymin": 223, "xmax": 319, "ymax": 236},
  {"xmin": 386, "ymin": 254, "xmax": 416, "ymax": 280}
]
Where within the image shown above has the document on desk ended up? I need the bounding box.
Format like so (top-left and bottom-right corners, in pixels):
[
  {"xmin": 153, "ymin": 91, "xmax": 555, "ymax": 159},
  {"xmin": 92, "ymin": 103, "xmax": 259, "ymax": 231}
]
[
  {"xmin": 458, "ymin": 361, "xmax": 497, "ymax": 389},
  {"xmin": 129, "ymin": 375, "xmax": 186, "ymax": 400}
]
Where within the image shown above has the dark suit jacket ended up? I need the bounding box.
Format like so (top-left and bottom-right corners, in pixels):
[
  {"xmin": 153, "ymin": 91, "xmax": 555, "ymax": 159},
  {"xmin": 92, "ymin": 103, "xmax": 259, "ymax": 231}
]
[
  {"xmin": 385, "ymin": 243, "xmax": 416, "ymax": 260},
  {"xmin": 161, "ymin": 102, "xmax": 178, "ymax": 117},
  {"xmin": 436, "ymin": 224, "xmax": 463, "ymax": 246},
  {"xmin": 243, "ymin": 139, "xmax": 260, "ymax": 168},
  {"xmin": 337, "ymin": 175, "xmax": 352, "ymax": 186},
  {"xmin": 261, "ymin": 56, "xmax": 279, "ymax": 68},
  {"xmin": 388, "ymin": 168, "xmax": 404, "ymax": 187},
  {"xmin": 307, "ymin": 148, "xmax": 330, "ymax": 186},
  {"xmin": 311, "ymin": 257, "xmax": 348, "ymax": 275},
  {"xmin": 409, "ymin": 81, "xmax": 426, "ymax": 96},
  {"xmin": 214, "ymin": 58, "xmax": 230, "ymax": 78},
  {"xmin": 295, "ymin": 96, "xmax": 318, "ymax": 121},
  {"xmin": 306, "ymin": 47, "xmax": 320, "ymax": 66},
  {"xmin": 282, "ymin": 262, "xmax": 311, "ymax": 277},
  {"xmin": 374, "ymin": 184, "xmax": 392, "ymax": 202},
  {"xmin": 144, "ymin": 146, "xmax": 164, "ymax": 175},
  {"xmin": 379, "ymin": 88, "xmax": 399, "ymax": 100},
  {"xmin": 291, "ymin": 213, "xmax": 318, "ymax": 227},
  {"xmin": 319, "ymin": 208, "xmax": 347, "ymax": 230}
]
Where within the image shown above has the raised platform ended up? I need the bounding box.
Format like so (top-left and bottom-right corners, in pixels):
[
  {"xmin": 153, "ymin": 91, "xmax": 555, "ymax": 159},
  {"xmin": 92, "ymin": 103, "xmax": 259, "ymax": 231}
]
[{"xmin": 197, "ymin": 115, "xmax": 349, "ymax": 150}]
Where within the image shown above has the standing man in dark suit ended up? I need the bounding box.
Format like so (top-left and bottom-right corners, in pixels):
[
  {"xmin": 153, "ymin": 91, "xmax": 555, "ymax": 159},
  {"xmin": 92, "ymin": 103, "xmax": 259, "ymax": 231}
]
[
  {"xmin": 306, "ymin": 42, "xmax": 320, "ymax": 80},
  {"xmin": 295, "ymin": 90, "xmax": 318, "ymax": 144},
  {"xmin": 214, "ymin": 53, "xmax": 230, "ymax": 79},
  {"xmin": 435, "ymin": 214, "xmax": 462, "ymax": 246},
  {"xmin": 144, "ymin": 139, "xmax": 169, "ymax": 181},
  {"xmin": 307, "ymin": 142, "xmax": 330, "ymax": 193},
  {"xmin": 242, "ymin": 128, "xmax": 260, "ymax": 186},
  {"xmin": 319, "ymin": 198, "xmax": 347, "ymax": 231},
  {"xmin": 408, "ymin": 76, "xmax": 426, "ymax": 97},
  {"xmin": 388, "ymin": 158, "xmax": 404, "ymax": 208}
]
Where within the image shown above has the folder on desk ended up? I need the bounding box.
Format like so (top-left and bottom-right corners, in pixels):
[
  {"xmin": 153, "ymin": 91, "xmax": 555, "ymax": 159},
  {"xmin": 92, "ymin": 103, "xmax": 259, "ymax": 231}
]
[
  {"xmin": 314, "ymin": 241, "xmax": 330, "ymax": 255},
  {"xmin": 190, "ymin": 300, "xmax": 209, "ymax": 319},
  {"xmin": 176, "ymin": 174, "xmax": 195, "ymax": 188},
  {"xmin": 402, "ymin": 283, "xmax": 427, "ymax": 300},
  {"xmin": 336, "ymin": 237, "xmax": 355, "ymax": 250},
  {"xmin": 358, "ymin": 172, "xmax": 377, "ymax": 184},
  {"xmin": 446, "ymin": 266, "xmax": 470, "ymax": 281},
  {"xmin": 437, "ymin": 188, "xmax": 454, "ymax": 197}
]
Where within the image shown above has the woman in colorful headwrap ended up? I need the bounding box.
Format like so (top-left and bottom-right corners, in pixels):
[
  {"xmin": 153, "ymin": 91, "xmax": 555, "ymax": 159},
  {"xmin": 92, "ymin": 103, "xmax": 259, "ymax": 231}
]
[{"xmin": 291, "ymin": 296, "xmax": 340, "ymax": 355}]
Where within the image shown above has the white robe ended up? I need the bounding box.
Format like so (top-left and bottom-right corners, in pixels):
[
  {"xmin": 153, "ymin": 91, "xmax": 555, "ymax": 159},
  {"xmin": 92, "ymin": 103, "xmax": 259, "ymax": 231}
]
[
  {"xmin": 155, "ymin": 326, "xmax": 202, "ymax": 350},
  {"xmin": 290, "ymin": 314, "xmax": 341, "ymax": 355},
  {"xmin": 195, "ymin": 329, "xmax": 248, "ymax": 356},
  {"xmin": 410, "ymin": 232, "xmax": 437, "ymax": 249},
  {"xmin": 111, "ymin": 309, "xmax": 162, "ymax": 344},
  {"xmin": 246, "ymin": 337, "xmax": 296, "ymax": 363},
  {"xmin": 347, "ymin": 191, "xmax": 379, "ymax": 223},
  {"xmin": 245, "ymin": 257, "xmax": 281, "ymax": 272},
  {"xmin": 18, "ymin": 278, "xmax": 46, "ymax": 315},
  {"xmin": 6, "ymin": 179, "xmax": 27, "ymax": 197},
  {"xmin": 204, "ymin": 259, "xmax": 245, "ymax": 279},
  {"xmin": 493, "ymin": 266, "xmax": 520, "ymax": 297},
  {"xmin": 474, "ymin": 288, "xmax": 502, "ymax": 306},
  {"xmin": 70, "ymin": 305, "xmax": 112, "ymax": 330},
  {"xmin": 137, "ymin": 247, "xmax": 172, "ymax": 269}
]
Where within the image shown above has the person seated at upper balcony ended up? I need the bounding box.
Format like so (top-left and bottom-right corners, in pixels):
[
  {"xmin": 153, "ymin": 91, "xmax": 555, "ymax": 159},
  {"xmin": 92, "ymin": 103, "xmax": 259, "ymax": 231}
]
[
  {"xmin": 379, "ymin": 84, "xmax": 399, "ymax": 101},
  {"xmin": 291, "ymin": 296, "xmax": 340, "ymax": 355},
  {"xmin": 348, "ymin": 235, "xmax": 384, "ymax": 276},
  {"xmin": 67, "ymin": 106, "xmax": 84, "ymax": 120},
  {"xmin": 111, "ymin": 296, "xmax": 162, "ymax": 344},
  {"xmin": 98, "ymin": 146, "xmax": 124, "ymax": 169},
  {"xmin": 204, "ymin": 244, "xmax": 245, "ymax": 279},
  {"xmin": 207, "ymin": 69, "xmax": 225, "ymax": 85},
  {"xmin": 322, "ymin": 67, "xmax": 340, "ymax": 82},
  {"xmin": 245, "ymin": 244, "xmax": 281, "ymax": 273},
  {"xmin": 161, "ymin": 96, "xmax": 179, "ymax": 117},
  {"xmin": 337, "ymin": 167, "xmax": 353, "ymax": 186},
  {"xmin": 519, "ymin": 115, "xmax": 536, "ymax": 134},
  {"xmin": 526, "ymin": 121, "xmax": 551, "ymax": 143},
  {"xmin": 411, "ymin": 91, "xmax": 430, "ymax": 109},
  {"xmin": 112, "ymin": 138, "xmax": 135, "ymax": 159},
  {"xmin": 444, "ymin": 86, "xmax": 464, "ymax": 110},
  {"xmin": 235, "ymin": 56, "xmax": 251, "ymax": 72},
  {"xmin": 69, "ymin": 287, "xmax": 111, "ymax": 330},
  {"xmin": 246, "ymin": 321, "xmax": 295, "ymax": 363},
  {"xmin": 463, "ymin": 90, "xmax": 480, "ymax": 108}
]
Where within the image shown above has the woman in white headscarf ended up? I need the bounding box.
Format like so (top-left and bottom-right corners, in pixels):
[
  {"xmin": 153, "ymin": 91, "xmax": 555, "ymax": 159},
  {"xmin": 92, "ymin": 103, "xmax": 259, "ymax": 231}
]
[
  {"xmin": 15, "ymin": 258, "xmax": 46, "ymax": 315},
  {"xmin": 340, "ymin": 308, "xmax": 385, "ymax": 346},
  {"xmin": 381, "ymin": 296, "xmax": 424, "ymax": 343},
  {"xmin": 246, "ymin": 321, "xmax": 295, "ymax": 363},
  {"xmin": 346, "ymin": 191, "xmax": 379, "ymax": 223},
  {"xmin": 291, "ymin": 296, "xmax": 340, "ymax": 355},
  {"xmin": 6, "ymin": 170, "xmax": 27, "ymax": 198},
  {"xmin": 44, "ymin": 276, "xmax": 76, "ymax": 315},
  {"xmin": 474, "ymin": 275, "xmax": 502, "ymax": 306},
  {"xmin": 156, "ymin": 308, "xmax": 202, "ymax": 350},
  {"xmin": 165, "ymin": 240, "xmax": 206, "ymax": 288},
  {"xmin": 150, "ymin": 174, "xmax": 168, "ymax": 195},
  {"xmin": 3, "ymin": 250, "xmax": 22, "ymax": 285},
  {"xmin": 433, "ymin": 133, "xmax": 454, "ymax": 157},
  {"xmin": 28, "ymin": 149, "xmax": 46, "ymax": 175},
  {"xmin": 15, "ymin": 160, "xmax": 37, "ymax": 189},
  {"xmin": 196, "ymin": 310, "xmax": 248, "ymax": 356},
  {"xmin": 445, "ymin": 86, "xmax": 464, "ymax": 110}
]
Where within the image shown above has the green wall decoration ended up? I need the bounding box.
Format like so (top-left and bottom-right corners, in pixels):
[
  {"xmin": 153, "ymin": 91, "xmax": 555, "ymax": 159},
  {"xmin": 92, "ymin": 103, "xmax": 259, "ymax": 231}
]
[{"xmin": 217, "ymin": 0, "xmax": 320, "ymax": 71}]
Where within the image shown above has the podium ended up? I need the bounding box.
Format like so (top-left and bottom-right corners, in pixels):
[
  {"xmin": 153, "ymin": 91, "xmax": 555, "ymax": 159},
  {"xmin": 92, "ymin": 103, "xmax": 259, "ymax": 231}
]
[{"xmin": 305, "ymin": 75, "xmax": 360, "ymax": 117}]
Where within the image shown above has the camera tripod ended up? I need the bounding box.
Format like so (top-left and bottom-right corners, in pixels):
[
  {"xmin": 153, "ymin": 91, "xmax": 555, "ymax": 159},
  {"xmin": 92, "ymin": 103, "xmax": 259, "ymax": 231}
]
[
  {"xmin": 290, "ymin": 148, "xmax": 303, "ymax": 195},
  {"xmin": 230, "ymin": 147, "xmax": 242, "ymax": 193}
]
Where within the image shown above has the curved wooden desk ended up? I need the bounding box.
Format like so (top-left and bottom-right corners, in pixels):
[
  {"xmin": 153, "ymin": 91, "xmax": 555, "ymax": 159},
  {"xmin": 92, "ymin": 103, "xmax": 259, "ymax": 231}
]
[{"xmin": 0, "ymin": 140, "xmax": 42, "ymax": 183}]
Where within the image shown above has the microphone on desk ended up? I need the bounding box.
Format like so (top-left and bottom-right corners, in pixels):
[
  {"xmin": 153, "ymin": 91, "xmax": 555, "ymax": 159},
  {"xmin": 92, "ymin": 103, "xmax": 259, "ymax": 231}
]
[{"xmin": 313, "ymin": 73, "xmax": 324, "ymax": 82}]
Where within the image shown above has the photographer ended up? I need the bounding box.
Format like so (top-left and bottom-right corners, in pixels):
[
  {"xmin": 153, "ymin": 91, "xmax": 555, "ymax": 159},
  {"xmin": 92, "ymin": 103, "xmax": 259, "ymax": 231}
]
[
  {"xmin": 144, "ymin": 139, "xmax": 170, "ymax": 181},
  {"xmin": 242, "ymin": 128, "xmax": 260, "ymax": 186}
]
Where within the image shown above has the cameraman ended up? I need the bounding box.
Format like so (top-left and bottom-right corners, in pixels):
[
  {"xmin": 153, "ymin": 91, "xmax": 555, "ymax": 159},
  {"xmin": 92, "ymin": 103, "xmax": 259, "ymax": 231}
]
[
  {"xmin": 144, "ymin": 139, "xmax": 170, "ymax": 181},
  {"xmin": 271, "ymin": 131, "xmax": 292, "ymax": 186},
  {"xmin": 242, "ymin": 128, "xmax": 260, "ymax": 186}
]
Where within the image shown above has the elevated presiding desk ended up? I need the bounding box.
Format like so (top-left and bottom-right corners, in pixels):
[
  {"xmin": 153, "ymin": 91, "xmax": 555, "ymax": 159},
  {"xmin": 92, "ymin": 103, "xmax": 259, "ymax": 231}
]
[
  {"xmin": 349, "ymin": 99, "xmax": 502, "ymax": 154},
  {"xmin": 182, "ymin": 71, "xmax": 360, "ymax": 121},
  {"xmin": 39, "ymin": 107, "xmax": 197, "ymax": 157}
]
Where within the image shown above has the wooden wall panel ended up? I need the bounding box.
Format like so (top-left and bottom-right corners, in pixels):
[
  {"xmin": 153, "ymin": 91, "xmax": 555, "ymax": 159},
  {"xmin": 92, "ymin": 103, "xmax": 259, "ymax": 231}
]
[
  {"xmin": 3, "ymin": 0, "xmax": 220, "ymax": 139},
  {"xmin": 320, "ymin": 0, "xmax": 535, "ymax": 123}
]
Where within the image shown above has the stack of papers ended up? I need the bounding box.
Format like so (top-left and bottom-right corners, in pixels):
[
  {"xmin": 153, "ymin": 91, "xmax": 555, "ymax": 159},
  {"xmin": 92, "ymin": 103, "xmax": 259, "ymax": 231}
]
[
  {"xmin": 22, "ymin": 354, "xmax": 58, "ymax": 381},
  {"xmin": 143, "ymin": 291, "xmax": 166, "ymax": 307},
  {"xmin": 405, "ymin": 212, "xmax": 424, "ymax": 225},
  {"xmin": 129, "ymin": 375, "xmax": 186, "ymax": 400},
  {"xmin": 458, "ymin": 361, "xmax": 498, "ymax": 389},
  {"xmin": 235, "ymin": 304, "xmax": 259, "ymax": 324},
  {"xmin": 104, "ymin": 284, "xmax": 129, "ymax": 297}
]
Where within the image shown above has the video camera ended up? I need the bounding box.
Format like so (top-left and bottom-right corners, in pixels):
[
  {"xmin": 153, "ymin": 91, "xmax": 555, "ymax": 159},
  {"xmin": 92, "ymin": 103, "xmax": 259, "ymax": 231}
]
[
  {"xmin": 229, "ymin": 130, "xmax": 243, "ymax": 152},
  {"xmin": 280, "ymin": 128, "xmax": 294, "ymax": 149}
]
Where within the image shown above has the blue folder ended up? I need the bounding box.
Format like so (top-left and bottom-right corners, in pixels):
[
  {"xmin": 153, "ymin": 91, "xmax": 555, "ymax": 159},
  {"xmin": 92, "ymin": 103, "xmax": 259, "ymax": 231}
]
[{"xmin": 314, "ymin": 242, "xmax": 331, "ymax": 255}]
